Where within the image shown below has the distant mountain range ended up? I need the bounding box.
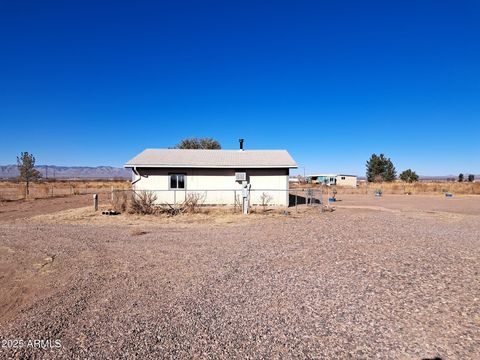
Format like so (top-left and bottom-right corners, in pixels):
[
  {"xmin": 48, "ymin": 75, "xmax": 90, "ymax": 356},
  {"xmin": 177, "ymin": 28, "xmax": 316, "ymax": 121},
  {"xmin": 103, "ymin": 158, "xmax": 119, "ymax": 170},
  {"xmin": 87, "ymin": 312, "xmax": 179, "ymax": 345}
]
[
  {"xmin": 2, "ymin": 164, "xmax": 476, "ymax": 181},
  {"xmin": 0, "ymin": 165, "xmax": 130, "ymax": 180}
]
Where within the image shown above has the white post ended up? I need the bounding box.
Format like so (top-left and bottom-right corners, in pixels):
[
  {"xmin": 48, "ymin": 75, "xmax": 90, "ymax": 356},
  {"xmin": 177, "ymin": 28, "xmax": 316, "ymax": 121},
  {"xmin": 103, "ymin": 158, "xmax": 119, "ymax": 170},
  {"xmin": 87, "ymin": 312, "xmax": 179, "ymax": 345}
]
[
  {"xmin": 242, "ymin": 182, "xmax": 251, "ymax": 215},
  {"xmin": 93, "ymin": 193, "xmax": 98, "ymax": 211}
]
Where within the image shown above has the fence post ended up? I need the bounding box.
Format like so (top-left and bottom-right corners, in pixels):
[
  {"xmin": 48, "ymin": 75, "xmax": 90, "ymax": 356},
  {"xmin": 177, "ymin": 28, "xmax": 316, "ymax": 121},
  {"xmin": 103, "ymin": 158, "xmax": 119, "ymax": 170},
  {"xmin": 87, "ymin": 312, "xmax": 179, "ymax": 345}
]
[
  {"xmin": 111, "ymin": 186, "xmax": 114, "ymax": 202},
  {"xmin": 233, "ymin": 190, "xmax": 236, "ymax": 213},
  {"xmin": 93, "ymin": 193, "xmax": 98, "ymax": 211}
]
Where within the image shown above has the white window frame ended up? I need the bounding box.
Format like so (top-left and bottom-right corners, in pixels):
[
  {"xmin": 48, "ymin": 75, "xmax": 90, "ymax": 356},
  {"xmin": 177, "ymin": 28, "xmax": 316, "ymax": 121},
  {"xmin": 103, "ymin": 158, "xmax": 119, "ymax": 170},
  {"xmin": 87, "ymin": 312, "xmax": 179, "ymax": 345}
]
[{"xmin": 169, "ymin": 173, "xmax": 186, "ymax": 189}]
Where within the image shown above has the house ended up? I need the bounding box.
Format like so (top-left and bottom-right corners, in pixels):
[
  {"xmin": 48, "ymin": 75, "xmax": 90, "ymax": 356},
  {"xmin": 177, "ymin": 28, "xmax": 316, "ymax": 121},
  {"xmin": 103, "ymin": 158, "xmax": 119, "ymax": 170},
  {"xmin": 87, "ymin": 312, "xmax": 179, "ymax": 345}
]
[
  {"xmin": 308, "ymin": 174, "xmax": 337, "ymax": 186},
  {"xmin": 307, "ymin": 173, "xmax": 357, "ymax": 187},
  {"xmin": 124, "ymin": 148, "xmax": 298, "ymax": 206}
]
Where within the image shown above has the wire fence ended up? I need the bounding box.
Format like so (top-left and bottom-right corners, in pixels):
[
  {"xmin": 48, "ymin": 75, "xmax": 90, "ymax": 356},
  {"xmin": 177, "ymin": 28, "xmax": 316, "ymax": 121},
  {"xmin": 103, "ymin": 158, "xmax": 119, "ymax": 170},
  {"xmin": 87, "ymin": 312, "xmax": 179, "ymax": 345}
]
[
  {"xmin": 0, "ymin": 181, "xmax": 129, "ymax": 201},
  {"xmin": 111, "ymin": 187, "xmax": 328, "ymax": 212}
]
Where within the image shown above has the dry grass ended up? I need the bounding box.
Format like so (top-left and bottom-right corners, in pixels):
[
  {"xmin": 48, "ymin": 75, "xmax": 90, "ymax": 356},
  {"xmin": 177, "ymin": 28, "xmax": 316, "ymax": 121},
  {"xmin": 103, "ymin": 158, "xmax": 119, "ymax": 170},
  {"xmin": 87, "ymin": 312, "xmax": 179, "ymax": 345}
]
[
  {"xmin": 0, "ymin": 180, "xmax": 130, "ymax": 200},
  {"xmin": 364, "ymin": 181, "xmax": 480, "ymax": 195},
  {"xmin": 37, "ymin": 183, "xmax": 51, "ymax": 198},
  {"xmin": 28, "ymin": 204, "xmax": 303, "ymax": 227},
  {"xmin": 293, "ymin": 181, "xmax": 480, "ymax": 195}
]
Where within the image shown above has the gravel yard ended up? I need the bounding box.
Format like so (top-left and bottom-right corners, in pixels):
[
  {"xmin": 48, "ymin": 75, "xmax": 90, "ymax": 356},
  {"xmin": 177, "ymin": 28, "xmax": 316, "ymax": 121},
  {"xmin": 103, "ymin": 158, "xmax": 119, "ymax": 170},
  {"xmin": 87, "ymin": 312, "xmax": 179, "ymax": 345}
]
[{"xmin": 0, "ymin": 196, "xmax": 479, "ymax": 359}]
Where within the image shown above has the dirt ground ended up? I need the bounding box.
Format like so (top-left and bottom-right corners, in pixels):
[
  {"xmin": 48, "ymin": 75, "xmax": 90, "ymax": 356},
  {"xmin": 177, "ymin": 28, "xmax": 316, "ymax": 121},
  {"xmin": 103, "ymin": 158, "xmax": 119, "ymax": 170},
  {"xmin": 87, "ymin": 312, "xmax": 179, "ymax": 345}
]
[
  {"xmin": 0, "ymin": 194, "xmax": 479, "ymax": 359},
  {"xmin": 0, "ymin": 194, "xmax": 112, "ymax": 222},
  {"xmin": 336, "ymin": 193, "xmax": 480, "ymax": 216}
]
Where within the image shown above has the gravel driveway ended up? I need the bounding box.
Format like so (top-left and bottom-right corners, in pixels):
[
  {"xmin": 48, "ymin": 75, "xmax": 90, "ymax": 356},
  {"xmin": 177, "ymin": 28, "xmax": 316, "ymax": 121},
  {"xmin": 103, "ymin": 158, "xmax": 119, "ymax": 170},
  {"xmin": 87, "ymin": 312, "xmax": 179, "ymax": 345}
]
[{"xmin": 0, "ymin": 208, "xmax": 479, "ymax": 359}]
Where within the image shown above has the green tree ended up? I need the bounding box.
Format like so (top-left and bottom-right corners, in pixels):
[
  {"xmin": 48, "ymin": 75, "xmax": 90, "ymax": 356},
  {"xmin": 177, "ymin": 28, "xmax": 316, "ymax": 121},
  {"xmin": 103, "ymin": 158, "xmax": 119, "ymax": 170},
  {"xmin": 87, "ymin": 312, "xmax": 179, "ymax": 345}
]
[
  {"xmin": 366, "ymin": 153, "xmax": 396, "ymax": 182},
  {"xmin": 467, "ymin": 174, "xmax": 475, "ymax": 182},
  {"xmin": 175, "ymin": 137, "xmax": 221, "ymax": 149},
  {"xmin": 458, "ymin": 173, "xmax": 464, "ymax": 182},
  {"xmin": 399, "ymin": 169, "xmax": 419, "ymax": 183},
  {"xmin": 17, "ymin": 152, "xmax": 42, "ymax": 197}
]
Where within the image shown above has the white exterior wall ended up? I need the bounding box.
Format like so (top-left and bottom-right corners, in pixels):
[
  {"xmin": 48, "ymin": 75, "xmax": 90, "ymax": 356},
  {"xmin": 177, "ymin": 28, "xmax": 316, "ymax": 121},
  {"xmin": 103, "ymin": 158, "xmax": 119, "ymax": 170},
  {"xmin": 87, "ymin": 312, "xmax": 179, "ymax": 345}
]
[
  {"xmin": 131, "ymin": 168, "xmax": 290, "ymax": 206},
  {"xmin": 335, "ymin": 175, "xmax": 357, "ymax": 187}
]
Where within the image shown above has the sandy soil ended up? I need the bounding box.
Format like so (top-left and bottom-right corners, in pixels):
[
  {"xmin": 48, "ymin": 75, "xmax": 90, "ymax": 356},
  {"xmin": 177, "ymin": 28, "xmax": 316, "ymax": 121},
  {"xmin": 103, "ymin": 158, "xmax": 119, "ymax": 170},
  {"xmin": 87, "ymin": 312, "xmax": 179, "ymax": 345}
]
[{"xmin": 0, "ymin": 195, "xmax": 479, "ymax": 358}]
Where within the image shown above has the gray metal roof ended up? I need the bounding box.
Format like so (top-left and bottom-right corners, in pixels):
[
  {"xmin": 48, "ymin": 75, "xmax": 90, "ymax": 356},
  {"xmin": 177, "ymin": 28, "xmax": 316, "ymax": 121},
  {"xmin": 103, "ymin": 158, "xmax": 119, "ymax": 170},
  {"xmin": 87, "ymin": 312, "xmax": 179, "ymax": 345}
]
[{"xmin": 125, "ymin": 149, "xmax": 297, "ymax": 168}]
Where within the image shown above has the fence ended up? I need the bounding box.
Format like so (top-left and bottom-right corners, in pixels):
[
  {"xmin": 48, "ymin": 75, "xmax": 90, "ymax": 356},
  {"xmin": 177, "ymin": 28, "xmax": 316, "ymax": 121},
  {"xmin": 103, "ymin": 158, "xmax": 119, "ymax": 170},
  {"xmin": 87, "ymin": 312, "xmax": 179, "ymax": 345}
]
[
  {"xmin": 0, "ymin": 180, "xmax": 130, "ymax": 201},
  {"xmin": 112, "ymin": 187, "xmax": 327, "ymax": 212}
]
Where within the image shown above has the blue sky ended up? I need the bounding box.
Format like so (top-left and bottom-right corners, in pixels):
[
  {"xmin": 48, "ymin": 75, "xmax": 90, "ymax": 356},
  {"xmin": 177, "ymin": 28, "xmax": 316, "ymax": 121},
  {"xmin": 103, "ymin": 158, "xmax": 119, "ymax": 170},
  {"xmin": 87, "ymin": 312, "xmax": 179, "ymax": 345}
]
[{"xmin": 0, "ymin": 0, "xmax": 479, "ymax": 176}]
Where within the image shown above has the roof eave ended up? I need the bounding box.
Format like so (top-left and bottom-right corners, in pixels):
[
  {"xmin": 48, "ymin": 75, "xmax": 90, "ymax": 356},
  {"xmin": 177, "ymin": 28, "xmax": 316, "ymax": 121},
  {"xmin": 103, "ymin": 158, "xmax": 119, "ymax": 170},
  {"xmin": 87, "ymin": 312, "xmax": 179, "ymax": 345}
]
[{"xmin": 125, "ymin": 164, "xmax": 298, "ymax": 169}]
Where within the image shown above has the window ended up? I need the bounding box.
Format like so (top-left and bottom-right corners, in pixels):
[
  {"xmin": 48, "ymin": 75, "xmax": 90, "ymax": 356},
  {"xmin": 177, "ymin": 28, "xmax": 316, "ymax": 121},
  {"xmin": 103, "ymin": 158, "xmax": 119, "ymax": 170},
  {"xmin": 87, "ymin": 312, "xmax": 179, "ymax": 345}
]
[{"xmin": 170, "ymin": 173, "xmax": 185, "ymax": 189}]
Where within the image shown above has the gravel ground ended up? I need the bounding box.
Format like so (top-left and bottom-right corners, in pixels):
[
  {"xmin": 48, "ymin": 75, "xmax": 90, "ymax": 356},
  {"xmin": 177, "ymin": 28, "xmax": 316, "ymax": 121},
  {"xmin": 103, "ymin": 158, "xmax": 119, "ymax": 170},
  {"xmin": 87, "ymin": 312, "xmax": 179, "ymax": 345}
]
[
  {"xmin": 336, "ymin": 194, "xmax": 480, "ymax": 216},
  {"xmin": 0, "ymin": 207, "xmax": 479, "ymax": 359}
]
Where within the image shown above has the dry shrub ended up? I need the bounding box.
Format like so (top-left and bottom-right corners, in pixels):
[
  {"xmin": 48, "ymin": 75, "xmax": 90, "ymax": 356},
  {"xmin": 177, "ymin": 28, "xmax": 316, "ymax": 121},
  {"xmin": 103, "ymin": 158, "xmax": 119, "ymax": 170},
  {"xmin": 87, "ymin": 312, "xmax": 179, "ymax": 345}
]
[
  {"xmin": 129, "ymin": 191, "xmax": 158, "ymax": 215},
  {"xmin": 155, "ymin": 192, "xmax": 206, "ymax": 216},
  {"xmin": 183, "ymin": 192, "xmax": 206, "ymax": 213},
  {"xmin": 260, "ymin": 192, "xmax": 273, "ymax": 212},
  {"xmin": 158, "ymin": 203, "xmax": 183, "ymax": 216},
  {"xmin": 112, "ymin": 190, "xmax": 128, "ymax": 213}
]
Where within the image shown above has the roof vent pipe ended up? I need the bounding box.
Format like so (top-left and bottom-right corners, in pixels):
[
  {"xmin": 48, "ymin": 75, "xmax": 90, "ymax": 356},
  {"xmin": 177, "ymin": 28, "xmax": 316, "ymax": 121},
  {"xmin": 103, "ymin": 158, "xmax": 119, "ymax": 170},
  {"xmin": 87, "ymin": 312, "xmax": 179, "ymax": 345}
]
[{"xmin": 239, "ymin": 138, "xmax": 244, "ymax": 151}]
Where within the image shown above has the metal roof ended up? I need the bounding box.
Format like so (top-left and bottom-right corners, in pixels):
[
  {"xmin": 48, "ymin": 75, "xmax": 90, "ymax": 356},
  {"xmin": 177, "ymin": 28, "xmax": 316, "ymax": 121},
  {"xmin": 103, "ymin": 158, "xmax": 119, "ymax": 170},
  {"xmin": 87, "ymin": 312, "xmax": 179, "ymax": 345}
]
[{"xmin": 125, "ymin": 149, "xmax": 298, "ymax": 169}]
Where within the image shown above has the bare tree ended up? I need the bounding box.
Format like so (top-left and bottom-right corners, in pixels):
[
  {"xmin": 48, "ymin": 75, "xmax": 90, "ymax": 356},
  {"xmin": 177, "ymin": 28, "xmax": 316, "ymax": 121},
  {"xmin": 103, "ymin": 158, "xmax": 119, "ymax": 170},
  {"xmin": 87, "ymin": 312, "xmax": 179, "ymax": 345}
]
[{"xmin": 17, "ymin": 152, "xmax": 42, "ymax": 197}]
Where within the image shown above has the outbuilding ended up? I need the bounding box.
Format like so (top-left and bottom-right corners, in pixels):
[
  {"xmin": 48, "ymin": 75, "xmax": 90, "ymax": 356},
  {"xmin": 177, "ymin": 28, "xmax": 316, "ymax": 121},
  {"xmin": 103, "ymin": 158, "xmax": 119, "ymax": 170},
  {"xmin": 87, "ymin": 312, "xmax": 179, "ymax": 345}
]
[
  {"xmin": 335, "ymin": 174, "xmax": 357, "ymax": 187},
  {"xmin": 308, "ymin": 173, "xmax": 358, "ymax": 187},
  {"xmin": 124, "ymin": 148, "xmax": 297, "ymax": 206}
]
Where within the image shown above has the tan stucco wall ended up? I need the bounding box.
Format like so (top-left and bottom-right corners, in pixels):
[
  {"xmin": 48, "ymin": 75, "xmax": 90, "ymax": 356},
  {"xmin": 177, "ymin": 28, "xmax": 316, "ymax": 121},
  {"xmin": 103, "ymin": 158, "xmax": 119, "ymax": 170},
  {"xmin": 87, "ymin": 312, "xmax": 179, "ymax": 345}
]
[
  {"xmin": 131, "ymin": 168, "xmax": 290, "ymax": 206},
  {"xmin": 335, "ymin": 175, "xmax": 357, "ymax": 187}
]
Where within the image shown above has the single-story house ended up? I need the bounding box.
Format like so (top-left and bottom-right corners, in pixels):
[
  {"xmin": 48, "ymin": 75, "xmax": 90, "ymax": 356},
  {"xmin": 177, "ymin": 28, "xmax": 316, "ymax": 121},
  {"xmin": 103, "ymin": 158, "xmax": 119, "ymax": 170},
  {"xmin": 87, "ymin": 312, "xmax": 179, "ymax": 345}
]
[
  {"xmin": 307, "ymin": 174, "xmax": 357, "ymax": 187},
  {"xmin": 124, "ymin": 149, "xmax": 298, "ymax": 206},
  {"xmin": 308, "ymin": 174, "xmax": 337, "ymax": 186}
]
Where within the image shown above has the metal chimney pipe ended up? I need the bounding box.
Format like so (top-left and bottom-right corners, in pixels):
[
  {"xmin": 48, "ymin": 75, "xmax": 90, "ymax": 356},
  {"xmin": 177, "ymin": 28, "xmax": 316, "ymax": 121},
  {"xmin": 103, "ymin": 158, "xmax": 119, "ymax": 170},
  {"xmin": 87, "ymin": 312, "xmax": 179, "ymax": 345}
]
[{"xmin": 239, "ymin": 138, "xmax": 244, "ymax": 150}]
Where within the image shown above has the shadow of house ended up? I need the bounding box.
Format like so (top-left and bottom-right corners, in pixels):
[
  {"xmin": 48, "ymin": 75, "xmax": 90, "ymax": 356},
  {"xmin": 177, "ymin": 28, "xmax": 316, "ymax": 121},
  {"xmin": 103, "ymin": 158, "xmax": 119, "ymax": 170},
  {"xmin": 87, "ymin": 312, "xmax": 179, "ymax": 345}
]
[{"xmin": 288, "ymin": 193, "xmax": 322, "ymax": 207}]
